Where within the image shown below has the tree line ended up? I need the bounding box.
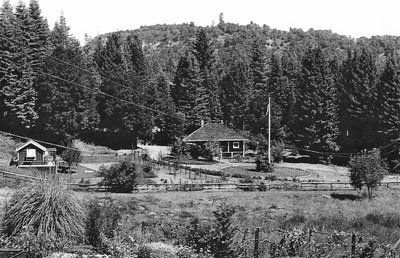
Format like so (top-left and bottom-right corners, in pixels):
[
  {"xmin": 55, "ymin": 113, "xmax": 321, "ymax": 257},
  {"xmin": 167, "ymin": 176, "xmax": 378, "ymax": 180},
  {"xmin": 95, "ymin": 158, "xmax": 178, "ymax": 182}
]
[{"xmin": 1, "ymin": 3, "xmax": 400, "ymax": 168}]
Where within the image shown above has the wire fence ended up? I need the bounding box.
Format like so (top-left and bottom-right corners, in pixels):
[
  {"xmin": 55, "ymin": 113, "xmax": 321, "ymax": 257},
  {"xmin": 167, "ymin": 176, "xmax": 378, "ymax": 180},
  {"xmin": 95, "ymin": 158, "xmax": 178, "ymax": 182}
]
[{"xmin": 246, "ymin": 227, "xmax": 397, "ymax": 258}]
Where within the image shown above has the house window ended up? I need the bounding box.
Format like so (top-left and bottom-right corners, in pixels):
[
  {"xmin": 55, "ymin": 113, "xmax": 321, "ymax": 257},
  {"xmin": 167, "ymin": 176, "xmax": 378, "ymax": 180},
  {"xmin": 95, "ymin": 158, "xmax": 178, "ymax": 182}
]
[
  {"xmin": 26, "ymin": 149, "xmax": 36, "ymax": 160},
  {"xmin": 233, "ymin": 142, "xmax": 240, "ymax": 149}
]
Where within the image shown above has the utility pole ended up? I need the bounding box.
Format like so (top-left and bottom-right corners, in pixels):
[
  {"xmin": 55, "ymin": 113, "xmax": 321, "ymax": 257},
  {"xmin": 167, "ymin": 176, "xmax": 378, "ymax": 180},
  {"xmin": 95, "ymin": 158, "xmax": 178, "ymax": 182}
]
[{"xmin": 268, "ymin": 96, "xmax": 271, "ymax": 164}]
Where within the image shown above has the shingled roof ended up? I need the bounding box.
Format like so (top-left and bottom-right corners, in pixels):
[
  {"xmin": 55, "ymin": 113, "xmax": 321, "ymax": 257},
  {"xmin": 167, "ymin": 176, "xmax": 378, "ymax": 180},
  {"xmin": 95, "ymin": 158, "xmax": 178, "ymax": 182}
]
[{"xmin": 183, "ymin": 123, "xmax": 248, "ymax": 142}]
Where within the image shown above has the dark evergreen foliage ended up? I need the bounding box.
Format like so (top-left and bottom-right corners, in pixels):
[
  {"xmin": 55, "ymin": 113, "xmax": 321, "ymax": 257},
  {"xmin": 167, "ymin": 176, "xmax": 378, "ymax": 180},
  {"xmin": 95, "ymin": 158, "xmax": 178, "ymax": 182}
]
[{"xmin": 2, "ymin": 0, "xmax": 400, "ymax": 169}]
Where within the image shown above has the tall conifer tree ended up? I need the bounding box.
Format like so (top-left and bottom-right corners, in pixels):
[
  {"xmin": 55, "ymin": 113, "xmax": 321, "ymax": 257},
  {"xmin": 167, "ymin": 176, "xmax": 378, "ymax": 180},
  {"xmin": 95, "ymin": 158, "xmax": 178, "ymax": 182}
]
[{"xmin": 295, "ymin": 46, "xmax": 339, "ymax": 153}]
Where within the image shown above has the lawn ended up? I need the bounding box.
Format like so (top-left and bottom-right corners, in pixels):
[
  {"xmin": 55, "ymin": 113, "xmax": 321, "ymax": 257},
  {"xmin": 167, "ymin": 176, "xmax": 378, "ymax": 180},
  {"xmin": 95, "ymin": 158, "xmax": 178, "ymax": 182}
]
[
  {"xmin": 222, "ymin": 165, "xmax": 311, "ymax": 178},
  {"xmin": 163, "ymin": 156, "xmax": 218, "ymax": 165}
]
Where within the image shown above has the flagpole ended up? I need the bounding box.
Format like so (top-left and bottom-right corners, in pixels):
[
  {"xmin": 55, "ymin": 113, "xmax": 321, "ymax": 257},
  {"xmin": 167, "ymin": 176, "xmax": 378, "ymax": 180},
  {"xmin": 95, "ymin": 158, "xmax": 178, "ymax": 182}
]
[{"xmin": 268, "ymin": 96, "xmax": 271, "ymax": 164}]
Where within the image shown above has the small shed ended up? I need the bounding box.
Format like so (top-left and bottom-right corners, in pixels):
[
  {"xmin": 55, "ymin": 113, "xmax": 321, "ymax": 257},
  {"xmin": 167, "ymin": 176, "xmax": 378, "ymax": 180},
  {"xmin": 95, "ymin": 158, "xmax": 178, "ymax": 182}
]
[
  {"xmin": 183, "ymin": 122, "xmax": 248, "ymax": 158},
  {"xmin": 15, "ymin": 140, "xmax": 55, "ymax": 168}
]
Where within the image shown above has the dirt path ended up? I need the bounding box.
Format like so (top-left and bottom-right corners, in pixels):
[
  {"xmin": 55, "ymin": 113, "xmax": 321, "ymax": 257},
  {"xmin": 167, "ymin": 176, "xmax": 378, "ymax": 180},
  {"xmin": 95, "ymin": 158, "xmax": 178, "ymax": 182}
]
[
  {"xmin": 80, "ymin": 163, "xmax": 114, "ymax": 172},
  {"xmin": 138, "ymin": 144, "xmax": 171, "ymax": 160}
]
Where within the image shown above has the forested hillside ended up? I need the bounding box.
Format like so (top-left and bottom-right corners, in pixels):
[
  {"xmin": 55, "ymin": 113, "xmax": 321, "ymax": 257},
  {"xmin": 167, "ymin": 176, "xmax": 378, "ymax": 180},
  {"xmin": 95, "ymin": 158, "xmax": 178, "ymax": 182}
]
[{"xmin": 2, "ymin": 2, "xmax": 400, "ymax": 168}]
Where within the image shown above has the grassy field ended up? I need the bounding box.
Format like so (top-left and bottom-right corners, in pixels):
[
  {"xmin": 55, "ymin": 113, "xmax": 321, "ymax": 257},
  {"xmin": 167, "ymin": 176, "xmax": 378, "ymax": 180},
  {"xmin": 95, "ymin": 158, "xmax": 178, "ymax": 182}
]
[
  {"xmin": 0, "ymin": 178, "xmax": 399, "ymax": 256},
  {"xmin": 222, "ymin": 165, "xmax": 310, "ymax": 178},
  {"xmin": 77, "ymin": 188, "xmax": 400, "ymax": 245}
]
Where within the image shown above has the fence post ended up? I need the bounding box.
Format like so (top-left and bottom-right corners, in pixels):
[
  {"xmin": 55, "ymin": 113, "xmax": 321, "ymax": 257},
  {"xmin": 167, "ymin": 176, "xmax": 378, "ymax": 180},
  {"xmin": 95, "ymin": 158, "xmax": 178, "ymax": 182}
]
[
  {"xmin": 254, "ymin": 227, "xmax": 260, "ymax": 258},
  {"xmin": 351, "ymin": 233, "xmax": 356, "ymax": 257},
  {"xmin": 308, "ymin": 229, "xmax": 312, "ymax": 256}
]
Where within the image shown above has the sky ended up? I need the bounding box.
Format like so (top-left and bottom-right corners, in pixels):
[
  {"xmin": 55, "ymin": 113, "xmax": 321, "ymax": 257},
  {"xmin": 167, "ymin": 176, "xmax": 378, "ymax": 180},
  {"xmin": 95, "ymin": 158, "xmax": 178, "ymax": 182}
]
[{"xmin": 8, "ymin": 0, "xmax": 400, "ymax": 43}]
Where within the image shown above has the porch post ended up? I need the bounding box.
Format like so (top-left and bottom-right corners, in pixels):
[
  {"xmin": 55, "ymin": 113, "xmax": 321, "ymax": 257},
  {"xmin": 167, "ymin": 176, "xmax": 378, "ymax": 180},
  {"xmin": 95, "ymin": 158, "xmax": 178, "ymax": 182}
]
[
  {"xmin": 227, "ymin": 141, "xmax": 230, "ymax": 157},
  {"xmin": 243, "ymin": 141, "xmax": 245, "ymax": 157}
]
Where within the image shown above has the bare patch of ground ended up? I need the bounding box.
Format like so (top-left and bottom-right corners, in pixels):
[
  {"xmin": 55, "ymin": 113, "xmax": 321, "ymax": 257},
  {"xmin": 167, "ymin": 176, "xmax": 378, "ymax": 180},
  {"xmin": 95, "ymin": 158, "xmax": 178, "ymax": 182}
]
[{"xmin": 138, "ymin": 144, "xmax": 171, "ymax": 160}]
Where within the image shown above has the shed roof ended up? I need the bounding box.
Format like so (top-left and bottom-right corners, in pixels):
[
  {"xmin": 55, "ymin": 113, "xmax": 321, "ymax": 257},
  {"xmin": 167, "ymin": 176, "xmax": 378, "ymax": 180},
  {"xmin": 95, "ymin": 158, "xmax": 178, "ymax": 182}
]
[
  {"xmin": 15, "ymin": 139, "xmax": 47, "ymax": 152},
  {"xmin": 183, "ymin": 123, "xmax": 248, "ymax": 142}
]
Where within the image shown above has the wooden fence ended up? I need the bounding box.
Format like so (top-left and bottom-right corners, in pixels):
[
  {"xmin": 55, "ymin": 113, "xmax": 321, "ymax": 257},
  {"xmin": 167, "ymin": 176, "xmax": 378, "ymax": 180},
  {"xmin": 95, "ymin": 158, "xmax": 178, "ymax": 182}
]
[{"xmin": 2, "ymin": 161, "xmax": 400, "ymax": 193}]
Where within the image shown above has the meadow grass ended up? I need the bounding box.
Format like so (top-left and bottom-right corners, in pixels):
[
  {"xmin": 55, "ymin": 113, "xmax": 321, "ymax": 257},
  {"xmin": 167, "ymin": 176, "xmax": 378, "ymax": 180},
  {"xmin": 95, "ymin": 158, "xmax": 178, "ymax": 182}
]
[
  {"xmin": 78, "ymin": 188, "xmax": 400, "ymax": 245},
  {"xmin": 222, "ymin": 165, "xmax": 310, "ymax": 178}
]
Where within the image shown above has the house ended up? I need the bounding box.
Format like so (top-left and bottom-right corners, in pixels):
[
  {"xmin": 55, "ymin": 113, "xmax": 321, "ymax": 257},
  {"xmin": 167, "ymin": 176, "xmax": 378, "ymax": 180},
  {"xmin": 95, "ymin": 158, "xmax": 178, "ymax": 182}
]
[
  {"xmin": 15, "ymin": 140, "xmax": 56, "ymax": 168},
  {"xmin": 183, "ymin": 122, "xmax": 248, "ymax": 158}
]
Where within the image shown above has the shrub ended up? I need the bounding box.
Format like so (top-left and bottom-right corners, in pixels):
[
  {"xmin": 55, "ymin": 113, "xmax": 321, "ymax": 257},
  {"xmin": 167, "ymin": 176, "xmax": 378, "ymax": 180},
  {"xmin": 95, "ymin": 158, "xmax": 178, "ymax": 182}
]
[
  {"xmin": 186, "ymin": 204, "xmax": 238, "ymax": 257},
  {"xmin": 142, "ymin": 164, "xmax": 156, "ymax": 178},
  {"xmin": 239, "ymin": 176, "xmax": 254, "ymax": 184},
  {"xmin": 2, "ymin": 180, "xmax": 85, "ymax": 246},
  {"xmin": 202, "ymin": 140, "xmax": 220, "ymax": 161},
  {"xmin": 189, "ymin": 144, "xmax": 203, "ymax": 160},
  {"xmin": 271, "ymin": 140, "xmax": 285, "ymax": 163},
  {"xmin": 99, "ymin": 160, "xmax": 142, "ymax": 193},
  {"xmin": 258, "ymin": 182, "xmax": 267, "ymax": 191},
  {"xmin": 61, "ymin": 149, "xmax": 83, "ymax": 169},
  {"xmin": 255, "ymin": 156, "xmax": 274, "ymax": 173},
  {"xmin": 264, "ymin": 174, "xmax": 277, "ymax": 181},
  {"xmin": 172, "ymin": 138, "xmax": 190, "ymax": 157},
  {"xmin": 231, "ymin": 173, "xmax": 246, "ymax": 179},
  {"xmin": 85, "ymin": 197, "xmax": 131, "ymax": 253},
  {"xmin": 141, "ymin": 153, "xmax": 150, "ymax": 161}
]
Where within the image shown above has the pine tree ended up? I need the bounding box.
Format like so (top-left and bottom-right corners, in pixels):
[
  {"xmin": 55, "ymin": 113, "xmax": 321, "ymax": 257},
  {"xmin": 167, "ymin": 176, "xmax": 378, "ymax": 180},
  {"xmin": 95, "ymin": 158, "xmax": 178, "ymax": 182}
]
[
  {"xmin": 339, "ymin": 47, "xmax": 379, "ymax": 151},
  {"xmin": 378, "ymin": 52, "xmax": 400, "ymax": 142},
  {"xmin": 27, "ymin": 0, "xmax": 50, "ymax": 72},
  {"xmin": 266, "ymin": 53, "xmax": 288, "ymax": 141},
  {"xmin": 0, "ymin": 1, "xmax": 38, "ymax": 130},
  {"xmin": 35, "ymin": 15, "xmax": 99, "ymax": 144},
  {"xmin": 152, "ymin": 75, "xmax": 184, "ymax": 144},
  {"xmin": 295, "ymin": 46, "xmax": 339, "ymax": 153},
  {"xmin": 246, "ymin": 39, "xmax": 268, "ymax": 134},
  {"xmin": 93, "ymin": 32, "xmax": 153, "ymax": 146},
  {"xmin": 219, "ymin": 50, "xmax": 249, "ymax": 129},
  {"xmin": 172, "ymin": 53, "xmax": 200, "ymax": 132},
  {"xmin": 192, "ymin": 28, "xmax": 221, "ymax": 123}
]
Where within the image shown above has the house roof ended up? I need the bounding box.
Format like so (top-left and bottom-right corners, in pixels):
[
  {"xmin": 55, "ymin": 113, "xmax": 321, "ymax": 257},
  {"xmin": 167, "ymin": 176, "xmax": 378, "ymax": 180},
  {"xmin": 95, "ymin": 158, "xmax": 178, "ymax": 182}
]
[
  {"xmin": 15, "ymin": 140, "xmax": 47, "ymax": 152},
  {"xmin": 183, "ymin": 123, "xmax": 248, "ymax": 142}
]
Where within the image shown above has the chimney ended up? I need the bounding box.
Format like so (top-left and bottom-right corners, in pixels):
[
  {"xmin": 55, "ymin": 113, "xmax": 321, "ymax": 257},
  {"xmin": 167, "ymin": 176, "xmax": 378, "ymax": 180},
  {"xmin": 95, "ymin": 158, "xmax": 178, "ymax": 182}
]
[{"xmin": 201, "ymin": 120, "xmax": 204, "ymax": 127}]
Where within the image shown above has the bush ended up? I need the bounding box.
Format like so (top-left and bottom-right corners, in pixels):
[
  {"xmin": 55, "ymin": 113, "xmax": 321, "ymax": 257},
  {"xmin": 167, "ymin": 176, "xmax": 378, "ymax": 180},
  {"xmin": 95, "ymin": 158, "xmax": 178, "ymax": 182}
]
[
  {"xmin": 189, "ymin": 144, "xmax": 203, "ymax": 160},
  {"xmin": 264, "ymin": 174, "xmax": 277, "ymax": 181},
  {"xmin": 239, "ymin": 176, "xmax": 254, "ymax": 184},
  {"xmin": 61, "ymin": 149, "xmax": 83, "ymax": 169},
  {"xmin": 100, "ymin": 160, "xmax": 142, "ymax": 193},
  {"xmin": 231, "ymin": 173, "xmax": 246, "ymax": 179},
  {"xmin": 86, "ymin": 198, "xmax": 124, "ymax": 252},
  {"xmin": 255, "ymin": 156, "xmax": 274, "ymax": 173},
  {"xmin": 2, "ymin": 180, "xmax": 85, "ymax": 249},
  {"xmin": 271, "ymin": 140, "xmax": 285, "ymax": 163},
  {"xmin": 142, "ymin": 164, "xmax": 156, "ymax": 178},
  {"xmin": 202, "ymin": 140, "xmax": 220, "ymax": 161},
  {"xmin": 258, "ymin": 182, "xmax": 267, "ymax": 191},
  {"xmin": 172, "ymin": 138, "xmax": 190, "ymax": 157},
  {"xmin": 186, "ymin": 204, "xmax": 238, "ymax": 257}
]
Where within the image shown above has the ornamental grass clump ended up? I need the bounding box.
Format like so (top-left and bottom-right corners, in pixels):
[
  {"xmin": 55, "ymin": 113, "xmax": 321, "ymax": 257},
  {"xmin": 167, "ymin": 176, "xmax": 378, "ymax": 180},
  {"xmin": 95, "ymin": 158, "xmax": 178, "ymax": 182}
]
[{"xmin": 2, "ymin": 179, "xmax": 85, "ymax": 243}]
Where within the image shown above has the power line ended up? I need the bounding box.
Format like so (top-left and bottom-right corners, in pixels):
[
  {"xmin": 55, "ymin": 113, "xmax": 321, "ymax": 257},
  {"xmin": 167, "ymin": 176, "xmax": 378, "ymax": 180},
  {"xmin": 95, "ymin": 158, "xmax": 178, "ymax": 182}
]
[
  {"xmin": 0, "ymin": 34, "xmax": 165, "ymax": 106},
  {"xmin": 38, "ymin": 70, "xmax": 180, "ymax": 121},
  {"xmin": 0, "ymin": 130, "xmax": 81, "ymax": 152},
  {"xmin": 3, "ymin": 34, "xmax": 400, "ymax": 159}
]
